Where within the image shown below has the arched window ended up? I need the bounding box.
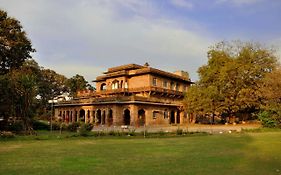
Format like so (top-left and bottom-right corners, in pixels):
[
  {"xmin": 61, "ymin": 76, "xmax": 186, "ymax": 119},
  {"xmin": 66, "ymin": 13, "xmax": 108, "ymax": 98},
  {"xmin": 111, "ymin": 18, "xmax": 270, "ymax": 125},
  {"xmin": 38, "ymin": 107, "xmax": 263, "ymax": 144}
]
[
  {"xmin": 124, "ymin": 81, "xmax": 128, "ymax": 89},
  {"xmin": 112, "ymin": 80, "xmax": 119, "ymax": 90},
  {"xmin": 100, "ymin": 83, "xmax": 106, "ymax": 91},
  {"xmin": 170, "ymin": 82, "xmax": 175, "ymax": 90},
  {"xmin": 164, "ymin": 109, "xmax": 168, "ymax": 119},
  {"xmin": 152, "ymin": 78, "xmax": 157, "ymax": 86},
  {"xmin": 175, "ymin": 83, "xmax": 179, "ymax": 91}
]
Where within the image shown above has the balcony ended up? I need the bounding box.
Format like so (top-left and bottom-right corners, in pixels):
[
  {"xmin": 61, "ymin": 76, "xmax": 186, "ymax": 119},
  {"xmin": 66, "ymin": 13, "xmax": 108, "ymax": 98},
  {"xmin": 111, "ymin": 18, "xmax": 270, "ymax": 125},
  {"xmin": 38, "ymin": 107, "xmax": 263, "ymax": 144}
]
[{"xmin": 77, "ymin": 86, "xmax": 184, "ymax": 98}]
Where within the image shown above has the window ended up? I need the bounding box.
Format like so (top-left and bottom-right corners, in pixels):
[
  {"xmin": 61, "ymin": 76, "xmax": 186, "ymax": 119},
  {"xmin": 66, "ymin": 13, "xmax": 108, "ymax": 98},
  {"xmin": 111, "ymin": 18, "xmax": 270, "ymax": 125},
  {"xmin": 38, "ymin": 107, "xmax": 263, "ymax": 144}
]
[
  {"xmin": 152, "ymin": 78, "xmax": 157, "ymax": 86},
  {"xmin": 153, "ymin": 111, "xmax": 159, "ymax": 119},
  {"xmin": 170, "ymin": 82, "xmax": 174, "ymax": 90},
  {"xmin": 163, "ymin": 81, "xmax": 168, "ymax": 88},
  {"xmin": 164, "ymin": 110, "xmax": 168, "ymax": 119},
  {"xmin": 120, "ymin": 80, "xmax": 123, "ymax": 88},
  {"xmin": 175, "ymin": 83, "xmax": 179, "ymax": 91},
  {"xmin": 101, "ymin": 83, "xmax": 107, "ymax": 91},
  {"xmin": 112, "ymin": 80, "xmax": 119, "ymax": 90}
]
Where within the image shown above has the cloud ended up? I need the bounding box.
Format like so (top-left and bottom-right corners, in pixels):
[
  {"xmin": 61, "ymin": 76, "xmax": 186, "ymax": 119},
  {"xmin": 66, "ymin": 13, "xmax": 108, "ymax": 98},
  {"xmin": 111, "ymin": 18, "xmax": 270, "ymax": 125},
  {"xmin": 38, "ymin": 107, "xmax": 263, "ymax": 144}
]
[
  {"xmin": 0, "ymin": 0, "xmax": 213, "ymax": 81},
  {"xmin": 216, "ymin": 0, "xmax": 263, "ymax": 6},
  {"xmin": 170, "ymin": 0, "xmax": 193, "ymax": 9}
]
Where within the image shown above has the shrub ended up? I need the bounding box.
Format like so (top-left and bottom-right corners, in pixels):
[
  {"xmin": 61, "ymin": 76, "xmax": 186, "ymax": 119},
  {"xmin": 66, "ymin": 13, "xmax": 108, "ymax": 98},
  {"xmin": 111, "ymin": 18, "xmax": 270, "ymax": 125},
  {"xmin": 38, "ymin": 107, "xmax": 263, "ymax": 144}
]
[
  {"xmin": 84, "ymin": 123, "xmax": 94, "ymax": 131},
  {"xmin": 8, "ymin": 121, "xmax": 24, "ymax": 133},
  {"xmin": 158, "ymin": 130, "xmax": 166, "ymax": 136},
  {"xmin": 51, "ymin": 122, "xmax": 61, "ymax": 130},
  {"xmin": 32, "ymin": 120, "xmax": 49, "ymax": 130},
  {"xmin": 108, "ymin": 130, "xmax": 121, "ymax": 136},
  {"xmin": 176, "ymin": 128, "xmax": 183, "ymax": 135},
  {"xmin": 128, "ymin": 129, "xmax": 136, "ymax": 136},
  {"xmin": 67, "ymin": 122, "xmax": 80, "ymax": 132},
  {"xmin": 78, "ymin": 124, "xmax": 91, "ymax": 137},
  {"xmin": 258, "ymin": 111, "xmax": 279, "ymax": 128}
]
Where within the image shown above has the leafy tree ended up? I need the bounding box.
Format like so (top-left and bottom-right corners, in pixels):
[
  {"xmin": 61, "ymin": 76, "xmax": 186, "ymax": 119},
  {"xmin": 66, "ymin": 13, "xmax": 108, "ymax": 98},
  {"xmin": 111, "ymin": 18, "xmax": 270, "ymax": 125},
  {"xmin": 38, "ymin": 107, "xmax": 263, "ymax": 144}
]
[
  {"xmin": 8, "ymin": 65, "xmax": 38, "ymax": 134},
  {"xmin": 0, "ymin": 10, "xmax": 35, "ymax": 75},
  {"xmin": 0, "ymin": 10, "xmax": 35, "ymax": 132},
  {"xmin": 38, "ymin": 69, "xmax": 68, "ymax": 112},
  {"xmin": 66, "ymin": 74, "xmax": 89, "ymax": 96},
  {"xmin": 259, "ymin": 66, "xmax": 281, "ymax": 127},
  {"xmin": 184, "ymin": 41, "xmax": 278, "ymax": 123}
]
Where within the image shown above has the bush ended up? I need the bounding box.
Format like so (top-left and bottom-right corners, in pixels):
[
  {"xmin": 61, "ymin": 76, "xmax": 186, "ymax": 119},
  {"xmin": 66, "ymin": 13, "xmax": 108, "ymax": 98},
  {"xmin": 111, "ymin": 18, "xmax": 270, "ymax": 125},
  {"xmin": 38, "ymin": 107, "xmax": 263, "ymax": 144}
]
[
  {"xmin": 84, "ymin": 123, "xmax": 94, "ymax": 131},
  {"xmin": 67, "ymin": 122, "xmax": 80, "ymax": 132},
  {"xmin": 176, "ymin": 128, "xmax": 183, "ymax": 135},
  {"xmin": 78, "ymin": 124, "xmax": 91, "ymax": 137},
  {"xmin": 258, "ymin": 111, "xmax": 279, "ymax": 128},
  {"xmin": 50, "ymin": 122, "xmax": 61, "ymax": 130},
  {"xmin": 108, "ymin": 130, "xmax": 122, "ymax": 136},
  {"xmin": 128, "ymin": 129, "xmax": 136, "ymax": 136},
  {"xmin": 7, "ymin": 121, "xmax": 24, "ymax": 133},
  {"xmin": 32, "ymin": 120, "xmax": 49, "ymax": 130}
]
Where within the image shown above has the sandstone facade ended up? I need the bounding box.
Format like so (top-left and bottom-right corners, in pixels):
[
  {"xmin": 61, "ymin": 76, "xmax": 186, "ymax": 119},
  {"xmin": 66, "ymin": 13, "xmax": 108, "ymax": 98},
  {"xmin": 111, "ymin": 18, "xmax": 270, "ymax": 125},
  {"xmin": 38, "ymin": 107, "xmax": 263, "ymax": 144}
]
[{"xmin": 54, "ymin": 63, "xmax": 192, "ymax": 127}]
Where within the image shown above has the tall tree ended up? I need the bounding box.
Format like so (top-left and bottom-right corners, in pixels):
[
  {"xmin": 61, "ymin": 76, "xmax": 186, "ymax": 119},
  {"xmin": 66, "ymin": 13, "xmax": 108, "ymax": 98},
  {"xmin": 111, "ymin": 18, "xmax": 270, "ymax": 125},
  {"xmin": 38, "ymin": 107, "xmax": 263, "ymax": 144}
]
[
  {"xmin": 8, "ymin": 64, "xmax": 38, "ymax": 134},
  {"xmin": 66, "ymin": 74, "xmax": 89, "ymax": 96},
  {"xmin": 0, "ymin": 10, "xmax": 35, "ymax": 131},
  {"xmin": 0, "ymin": 10, "xmax": 35, "ymax": 75},
  {"xmin": 184, "ymin": 41, "xmax": 278, "ymax": 122},
  {"xmin": 259, "ymin": 66, "xmax": 281, "ymax": 127}
]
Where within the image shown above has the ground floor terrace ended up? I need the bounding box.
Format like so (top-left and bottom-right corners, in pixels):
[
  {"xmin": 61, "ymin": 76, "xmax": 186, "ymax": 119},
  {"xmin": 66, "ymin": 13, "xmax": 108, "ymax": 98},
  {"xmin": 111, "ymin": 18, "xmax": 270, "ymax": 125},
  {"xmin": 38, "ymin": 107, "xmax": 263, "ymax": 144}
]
[{"xmin": 54, "ymin": 103, "xmax": 189, "ymax": 127}]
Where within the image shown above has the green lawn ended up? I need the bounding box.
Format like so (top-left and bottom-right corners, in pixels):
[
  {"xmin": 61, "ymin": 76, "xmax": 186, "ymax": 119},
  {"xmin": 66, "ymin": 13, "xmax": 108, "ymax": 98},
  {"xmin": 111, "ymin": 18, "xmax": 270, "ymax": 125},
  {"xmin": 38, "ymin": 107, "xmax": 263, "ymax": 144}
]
[{"xmin": 0, "ymin": 131, "xmax": 281, "ymax": 175}]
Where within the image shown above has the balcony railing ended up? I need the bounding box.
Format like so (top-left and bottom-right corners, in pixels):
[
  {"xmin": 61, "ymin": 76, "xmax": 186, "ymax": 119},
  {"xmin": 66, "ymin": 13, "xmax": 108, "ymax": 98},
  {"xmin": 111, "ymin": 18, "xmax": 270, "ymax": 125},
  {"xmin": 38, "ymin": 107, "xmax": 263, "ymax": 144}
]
[{"xmin": 77, "ymin": 86, "xmax": 183, "ymax": 98}]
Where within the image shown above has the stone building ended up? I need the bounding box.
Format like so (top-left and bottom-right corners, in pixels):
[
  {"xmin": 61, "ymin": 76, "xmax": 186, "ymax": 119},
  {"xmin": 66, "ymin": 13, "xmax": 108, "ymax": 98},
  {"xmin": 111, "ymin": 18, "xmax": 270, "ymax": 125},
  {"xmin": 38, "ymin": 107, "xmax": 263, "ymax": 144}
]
[{"xmin": 54, "ymin": 63, "xmax": 192, "ymax": 127}]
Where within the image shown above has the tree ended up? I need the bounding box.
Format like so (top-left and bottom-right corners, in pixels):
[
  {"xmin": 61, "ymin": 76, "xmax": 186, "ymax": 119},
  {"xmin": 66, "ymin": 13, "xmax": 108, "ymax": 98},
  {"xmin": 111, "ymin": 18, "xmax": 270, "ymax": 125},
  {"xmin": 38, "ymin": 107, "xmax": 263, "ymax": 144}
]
[
  {"xmin": 66, "ymin": 74, "xmax": 89, "ymax": 96},
  {"xmin": 38, "ymin": 69, "xmax": 68, "ymax": 112},
  {"xmin": 8, "ymin": 64, "xmax": 38, "ymax": 134},
  {"xmin": 259, "ymin": 66, "xmax": 281, "ymax": 127},
  {"xmin": 0, "ymin": 10, "xmax": 35, "ymax": 75},
  {"xmin": 184, "ymin": 41, "xmax": 278, "ymax": 123},
  {"xmin": 0, "ymin": 10, "xmax": 35, "ymax": 132}
]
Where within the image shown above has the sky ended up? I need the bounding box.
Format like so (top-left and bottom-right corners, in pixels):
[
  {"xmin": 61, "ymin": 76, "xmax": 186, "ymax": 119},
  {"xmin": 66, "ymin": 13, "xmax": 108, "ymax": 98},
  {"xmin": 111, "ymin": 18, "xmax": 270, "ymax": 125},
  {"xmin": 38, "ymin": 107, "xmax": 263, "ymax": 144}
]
[{"xmin": 1, "ymin": 0, "xmax": 281, "ymax": 84}]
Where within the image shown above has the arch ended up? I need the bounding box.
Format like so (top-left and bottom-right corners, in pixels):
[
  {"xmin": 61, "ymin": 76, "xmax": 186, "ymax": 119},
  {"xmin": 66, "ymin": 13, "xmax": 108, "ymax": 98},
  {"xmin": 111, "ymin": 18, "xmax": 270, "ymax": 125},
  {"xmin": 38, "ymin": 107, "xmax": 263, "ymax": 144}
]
[
  {"xmin": 107, "ymin": 109, "xmax": 113, "ymax": 126},
  {"xmin": 120, "ymin": 80, "xmax": 123, "ymax": 88},
  {"xmin": 96, "ymin": 109, "xmax": 101, "ymax": 125},
  {"xmin": 112, "ymin": 80, "xmax": 119, "ymax": 90},
  {"xmin": 100, "ymin": 83, "xmax": 106, "ymax": 91},
  {"xmin": 102, "ymin": 110, "xmax": 106, "ymax": 125},
  {"xmin": 176, "ymin": 110, "xmax": 180, "ymax": 124},
  {"xmin": 164, "ymin": 109, "xmax": 168, "ymax": 119},
  {"xmin": 92, "ymin": 110, "xmax": 95, "ymax": 123},
  {"xmin": 74, "ymin": 110, "xmax": 78, "ymax": 122},
  {"xmin": 62, "ymin": 111, "xmax": 66, "ymax": 122},
  {"xmin": 170, "ymin": 82, "xmax": 175, "ymax": 90},
  {"xmin": 69, "ymin": 111, "xmax": 73, "ymax": 123},
  {"xmin": 138, "ymin": 109, "xmax": 146, "ymax": 126},
  {"xmin": 87, "ymin": 110, "xmax": 90, "ymax": 123},
  {"xmin": 79, "ymin": 109, "xmax": 85, "ymax": 122},
  {"xmin": 124, "ymin": 109, "xmax": 131, "ymax": 125},
  {"xmin": 66, "ymin": 111, "xmax": 70, "ymax": 123},
  {"xmin": 170, "ymin": 110, "xmax": 175, "ymax": 124}
]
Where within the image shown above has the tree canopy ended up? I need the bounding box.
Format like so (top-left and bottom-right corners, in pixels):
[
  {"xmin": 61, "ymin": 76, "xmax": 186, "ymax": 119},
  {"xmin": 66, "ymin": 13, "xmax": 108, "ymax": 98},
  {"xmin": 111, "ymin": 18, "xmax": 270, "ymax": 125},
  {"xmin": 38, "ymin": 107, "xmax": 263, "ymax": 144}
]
[
  {"xmin": 66, "ymin": 74, "xmax": 93, "ymax": 96},
  {"xmin": 0, "ymin": 10, "xmax": 35, "ymax": 75},
  {"xmin": 183, "ymin": 41, "xmax": 278, "ymax": 123}
]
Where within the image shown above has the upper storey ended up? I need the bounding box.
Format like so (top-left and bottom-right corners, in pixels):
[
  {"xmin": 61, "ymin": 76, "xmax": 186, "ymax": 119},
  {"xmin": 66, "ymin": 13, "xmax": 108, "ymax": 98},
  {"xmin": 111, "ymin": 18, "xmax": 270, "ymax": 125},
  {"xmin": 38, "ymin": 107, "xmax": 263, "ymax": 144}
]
[{"xmin": 92, "ymin": 63, "xmax": 192, "ymax": 94}]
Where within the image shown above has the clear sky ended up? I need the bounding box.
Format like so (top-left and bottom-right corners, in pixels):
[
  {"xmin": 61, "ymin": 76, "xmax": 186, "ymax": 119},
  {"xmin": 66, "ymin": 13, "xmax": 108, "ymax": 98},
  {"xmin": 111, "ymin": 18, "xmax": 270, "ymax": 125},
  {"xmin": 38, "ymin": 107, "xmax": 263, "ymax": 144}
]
[{"xmin": 1, "ymin": 0, "xmax": 281, "ymax": 83}]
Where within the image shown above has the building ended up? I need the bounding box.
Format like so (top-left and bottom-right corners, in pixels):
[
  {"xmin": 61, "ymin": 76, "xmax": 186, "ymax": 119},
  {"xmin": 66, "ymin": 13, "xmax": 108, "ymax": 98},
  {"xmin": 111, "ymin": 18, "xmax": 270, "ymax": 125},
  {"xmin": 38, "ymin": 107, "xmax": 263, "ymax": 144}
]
[{"xmin": 54, "ymin": 63, "xmax": 192, "ymax": 127}]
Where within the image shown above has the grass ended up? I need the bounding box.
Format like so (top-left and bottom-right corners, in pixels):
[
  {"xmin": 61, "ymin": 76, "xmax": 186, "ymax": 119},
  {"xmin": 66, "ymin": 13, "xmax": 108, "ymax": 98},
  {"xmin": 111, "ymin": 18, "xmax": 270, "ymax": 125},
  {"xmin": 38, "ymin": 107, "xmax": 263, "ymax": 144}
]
[{"xmin": 0, "ymin": 131, "xmax": 281, "ymax": 175}]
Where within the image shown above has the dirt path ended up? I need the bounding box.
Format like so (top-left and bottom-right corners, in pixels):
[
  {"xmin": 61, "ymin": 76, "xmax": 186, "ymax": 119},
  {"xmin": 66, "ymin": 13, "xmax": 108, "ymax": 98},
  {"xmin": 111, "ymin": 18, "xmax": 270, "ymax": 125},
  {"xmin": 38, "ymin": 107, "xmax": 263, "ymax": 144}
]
[{"xmin": 92, "ymin": 124, "xmax": 261, "ymax": 134}]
